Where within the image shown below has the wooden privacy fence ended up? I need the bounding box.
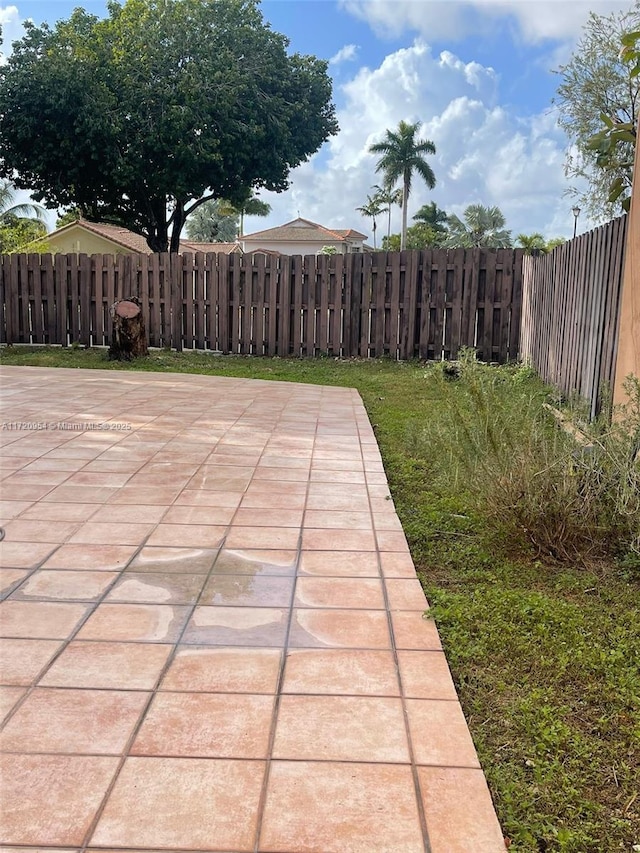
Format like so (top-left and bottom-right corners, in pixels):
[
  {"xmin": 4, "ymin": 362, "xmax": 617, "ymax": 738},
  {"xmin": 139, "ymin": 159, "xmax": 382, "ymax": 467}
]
[
  {"xmin": 520, "ymin": 215, "xmax": 628, "ymax": 419},
  {"xmin": 0, "ymin": 248, "xmax": 523, "ymax": 362}
]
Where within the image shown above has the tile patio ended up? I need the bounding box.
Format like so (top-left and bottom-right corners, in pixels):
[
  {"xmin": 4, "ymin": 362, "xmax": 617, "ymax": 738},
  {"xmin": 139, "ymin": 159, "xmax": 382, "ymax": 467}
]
[{"xmin": 0, "ymin": 366, "xmax": 506, "ymax": 852}]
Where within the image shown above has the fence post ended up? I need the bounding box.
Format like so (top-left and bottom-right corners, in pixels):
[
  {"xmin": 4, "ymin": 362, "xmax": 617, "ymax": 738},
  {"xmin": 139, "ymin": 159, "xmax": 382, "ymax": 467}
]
[{"xmin": 613, "ymin": 118, "xmax": 640, "ymax": 407}]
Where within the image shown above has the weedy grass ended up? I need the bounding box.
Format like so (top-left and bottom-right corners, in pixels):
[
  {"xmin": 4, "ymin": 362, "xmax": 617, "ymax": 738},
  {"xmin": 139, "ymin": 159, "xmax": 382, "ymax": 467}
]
[{"xmin": 1, "ymin": 345, "xmax": 639, "ymax": 852}]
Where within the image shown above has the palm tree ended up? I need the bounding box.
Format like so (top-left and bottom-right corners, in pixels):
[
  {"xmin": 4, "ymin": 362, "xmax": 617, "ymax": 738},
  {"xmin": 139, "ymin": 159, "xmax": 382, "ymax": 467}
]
[
  {"xmin": 444, "ymin": 204, "xmax": 512, "ymax": 248},
  {"xmin": 0, "ymin": 180, "xmax": 46, "ymax": 225},
  {"xmin": 185, "ymin": 199, "xmax": 239, "ymax": 243},
  {"xmin": 220, "ymin": 192, "xmax": 272, "ymax": 238},
  {"xmin": 356, "ymin": 194, "xmax": 386, "ymax": 249},
  {"xmin": 0, "ymin": 180, "xmax": 47, "ymax": 251},
  {"xmin": 369, "ymin": 120, "xmax": 436, "ymax": 250},
  {"xmin": 413, "ymin": 201, "xmax": 449, "ymax": 234},
  {"xmin": 516, "ymin": 233, "xmax": 548, "ymax": 255},
  {"xmin": 372, "ymin": 184, "xmax": 403, "ymax": 241}
]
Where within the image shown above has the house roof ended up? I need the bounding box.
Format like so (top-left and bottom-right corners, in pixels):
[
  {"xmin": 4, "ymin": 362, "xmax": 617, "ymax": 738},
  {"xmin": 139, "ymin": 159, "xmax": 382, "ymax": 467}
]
[
  {"xmin": 243, "ymin": 217, "xmax": 367, "ymax": 243},
  {"xmin": 44, "ymin": 219, "xmax": 242, "ymax": 254}
]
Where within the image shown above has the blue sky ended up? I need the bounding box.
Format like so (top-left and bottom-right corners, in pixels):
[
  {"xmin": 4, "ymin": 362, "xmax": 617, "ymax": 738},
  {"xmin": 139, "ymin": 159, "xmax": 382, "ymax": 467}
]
[{"xmin": 1, "ymin": 0, "xmax": 636, "ymax": 242}]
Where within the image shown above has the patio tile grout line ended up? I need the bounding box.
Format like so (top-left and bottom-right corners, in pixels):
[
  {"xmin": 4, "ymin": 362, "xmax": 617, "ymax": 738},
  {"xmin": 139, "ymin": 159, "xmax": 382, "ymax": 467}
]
[
  {"xmin": 357, "ymin": 390, "xmax": 434, "ymax": 853},
  {"xmin": 251, "ymin": 400, "xmax": 318, "ymax": 853}
]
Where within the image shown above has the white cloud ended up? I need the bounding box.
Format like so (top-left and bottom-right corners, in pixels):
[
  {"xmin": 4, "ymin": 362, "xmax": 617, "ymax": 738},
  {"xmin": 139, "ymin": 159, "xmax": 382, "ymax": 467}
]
[
  {"xmin": 339, "ymin": 0, "xmax": 634, "ymax": 44},
  {"xmin": 329, "ymin": 44, "xmax": 359, "ymax": 65},
  {"xmin": 253, "ymin": 39, "xmax": 592, "ymax": 243},
  {"xmin": 0, "ymin": 5, "xmax": 23, "ymax": 62}
]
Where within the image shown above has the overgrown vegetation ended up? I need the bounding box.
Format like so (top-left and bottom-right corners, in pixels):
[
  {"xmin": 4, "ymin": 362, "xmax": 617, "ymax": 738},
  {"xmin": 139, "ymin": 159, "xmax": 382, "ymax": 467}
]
[{"xmin": 1, "ymin": 345, "xmax": 639, "ymax": 852}]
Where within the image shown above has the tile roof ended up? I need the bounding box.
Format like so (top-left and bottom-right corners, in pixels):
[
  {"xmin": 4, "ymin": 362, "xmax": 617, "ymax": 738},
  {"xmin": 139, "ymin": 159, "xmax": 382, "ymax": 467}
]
[
  {"xmin": 50, "ymin": 220, "xmax": 242, "ymax": 254},
  {"xmin": 243, "ymin": 217, "xmax": 367, "ymax": 243}
]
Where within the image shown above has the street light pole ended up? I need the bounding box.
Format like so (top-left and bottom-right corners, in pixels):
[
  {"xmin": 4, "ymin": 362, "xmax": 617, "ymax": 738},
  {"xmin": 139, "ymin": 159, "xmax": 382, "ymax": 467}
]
[{"xmin": 572, "ymin": 205, "xmax": 581, "ymax": 239}]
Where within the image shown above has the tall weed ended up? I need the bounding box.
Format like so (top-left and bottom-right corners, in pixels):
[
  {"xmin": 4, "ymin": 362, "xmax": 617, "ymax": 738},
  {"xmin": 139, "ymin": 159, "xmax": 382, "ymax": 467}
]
[{"xmin": 414, "ymin": 353, "xmax": 640, "ymax": 562}]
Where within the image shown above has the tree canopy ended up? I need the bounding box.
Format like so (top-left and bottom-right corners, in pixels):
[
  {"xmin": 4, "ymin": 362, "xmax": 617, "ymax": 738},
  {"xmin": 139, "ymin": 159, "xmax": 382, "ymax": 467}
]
[
  {"xmin": 0, "ymin": 0, "xmax": 338, "ymax": 252},
  {"xmin": 185, "ymin": 200, "xmax": 239, "ymax": 243},
  {"xmin": 554, "ymin": 3, "xmax": 640, "ymax": 220},
  {"xmin": 369, "ymin": 120, "xmax": 436, "ymax": 251}
]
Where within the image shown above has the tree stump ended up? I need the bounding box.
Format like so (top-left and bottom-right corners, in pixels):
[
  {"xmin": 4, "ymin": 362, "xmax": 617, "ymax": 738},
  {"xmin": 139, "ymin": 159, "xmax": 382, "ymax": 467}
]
[{"xmin": 108, "ymin": 298, "xmax": 148, "ymax": 360}]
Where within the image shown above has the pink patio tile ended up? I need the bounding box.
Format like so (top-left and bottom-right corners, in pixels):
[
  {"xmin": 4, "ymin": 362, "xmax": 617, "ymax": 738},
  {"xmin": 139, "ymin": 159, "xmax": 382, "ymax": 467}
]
[
  {"xmin": 225, "ymin": 526, "xmax": 300, "ymax": 550},
  {"xmin": 233, "ymin": 507, "xmax": 304, "ymax": 527},
  {"xmin": 305, "ymin": 492, "xmax": 371, "ymax": 511},
  {"xmin": 68, "ymin": 522, "xmax": 156, "ymax": 546},
  {"xmin": 0, "ymin": 541, "xmax": 57, "ymax": 568},
  {"xmin": 77, "ymin": 603, "xmax": 190, "ymax": 643},
  {"xmin": 106, "ymin": 572, "xmax": 206, "ymax": 604},
  {"xmin": 406, "ymin": 699, "xmax": 481, "ymax": 767},
  {"xmin": 310, "ymin": 469, "xmax": 366, "ymax": 484},
  {"xmin": 160, "ymin": 504, "xmax": 235, "ymax": 525},
  {"xmin": 174, "ymin": 489, "xmax": 244, "ymax": 507},
  {"xmin": 372, "ymin": 511, "xmax": 404, "ymax": 530},
  {"xmin": 295, "ymin": 577, "xmax": 385, "ymax": 609},
  {"xmin": 0, "ymin": 687, "xmax": 148, "ymax": 755},
  {"xmin": 0, "ymin": 686, "xmax": 25, "ymax": 723},
  {"xmin": 418, "ymin": 767, "xmax": 506, "ymax": 853},
  {"xmin": 182, "ymin": 606, "xmax": 288, "ymax": 647},
  {"xmin": 12, "ymin": 570, "xmax": 118, "ymax": 601},
  {"xmin": 0, "ymin": 638, "xmax": 62, "ymax": 686},
  {"xmin": 4, "ymin": 468, "xmax": 70, "ymax": 485},
  {"xmin": 240, "ymin": 491, "xmax": 307, "ymax": 510},
  {"xmin": 298, "ymin": 550, "xmax": 379, "ymax": 577},
  {"xmin": 397, "ymin": 650, "xmax": 457, "ymax": 699},
  {"xmin": 379, "ymin": 551, "xmax": 421, "ymax": 578},
  {"xmin": 307, "ymin": 483, "xmax": 368, "ymax": 499},
  {"xmin": 253, "ymin": 467, "xmax": 310, "ymax": 482},
  {"xmin": 88, "ymin": 504, "xmax": 168, "ymax": 524},
  {"xmin": 126, "ymin": 546, "xmax": 218, "ymax": 574},
  {"xmin": 212, "ymin": 548, "xmax": 298, "ymax": 576},
  {"xmin": 90, "ymin": 757, "xmax": 264, "ymax": 851},
  {"xmin": 0, "ymin": 601, "xmax": 89, "ymax": 639},
  {"xmin": 41, "ymin": 485, "xmax": 119, "ymax": 504},
  {"xmin": 64, "ymin": 472, "xmax": 133, "ymax": 488},
  {"xmin": 41, "ymin": 641, "xmax": 171, "ymax": 690},
  {"xmin": 42, "ymin": 544, "xmax": 136, "ymax": 571},
  {"xmin": 302, "ymin": 529, "xmax": 376, "ymax": 551},
  {"xmin": 201, "ymin": 575, "xmax": 294, "ymax": 607},
  {"xmin": 108, "ymin": 485, "xmax": 183, "ymax": 505},
  {"xmin": 0, "ymin": 568, "xmax": 30, "ymax": 595},
  {"xmin": 282, "ymin": 649, "xmax": 400, "ymax": 696},
  {"xmin": 2, "ymin": 519, "xmax": 80, "ymax": 543},
  {"xmin": 145, "ymin": 523, "xmax": 227, "ymax": 549},
  {"xmin": 392, "ymin": 612, "xmax": 444, "ymax": 652},
  {"xmin": 161, "ymin": 647, "xmax": 282, "ymax": 693},
  {"xmin": 274, "ymin": 695, "xmax": 409, "ymax": 762},
  {"xmin": 385, "ymin": 578, "xmax": 429, "ymax": 610},
  {"xmin": 376, "ymin": 529, "xmax": 410, "ymax": 551},
  {"xmin": 304, "ymin": 510, "xmax": 372, "ymax": 530},
  {"xmin": 0, "ymin": 753, "xmax": 118, "ymax": 846},
  {"xmin": 0, "ymin": 500, "xmax": 33, "ymax": 519},
  {"xmin": 260, "ymin": 761, "xmax": 424, "ymax": 853},
  {"xmin": 17, "ymin": 502, "xmax": 100, "ymax": 522},
  {"xmin": 0, "ymin": 484, "xmax": 54, "ymax": 502},
  {"xmin": 132, "ymin": 692, "xmax": 274, "ymax": 758},
  {"xmin": 289, "ymin": 609, "xmax": 391, "ymax": 649}
]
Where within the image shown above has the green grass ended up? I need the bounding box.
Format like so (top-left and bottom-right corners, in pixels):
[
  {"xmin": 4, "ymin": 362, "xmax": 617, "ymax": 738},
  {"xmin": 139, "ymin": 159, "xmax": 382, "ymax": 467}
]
[{"xmin": 2, "ymin": 345, "xmax": 639, "ymax": 852}]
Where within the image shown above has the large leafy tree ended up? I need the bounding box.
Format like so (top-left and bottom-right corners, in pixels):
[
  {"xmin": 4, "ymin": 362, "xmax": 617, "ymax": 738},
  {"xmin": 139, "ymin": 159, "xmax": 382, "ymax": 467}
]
[
  {"xmin": 382, "ymin": 222, "xmax": 445, "ymax": 251},
  {"xmin": 554, "ymin": 3, "xmax": 640, "ymax": 220},
  {"xmin": 445, "ymin": 204, "xmax": 512, "ymax": 248},
  {"xmin": 369, "ymin": 120, "xmax": 436, "ymax": 251},
  {"xmin": 0, "ymin": 0, "xmax": 338, "ymax": 252}
]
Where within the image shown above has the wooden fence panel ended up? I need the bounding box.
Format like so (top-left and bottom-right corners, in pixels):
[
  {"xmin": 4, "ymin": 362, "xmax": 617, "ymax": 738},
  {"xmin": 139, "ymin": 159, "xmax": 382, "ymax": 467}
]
[
  {"xmin": 2, "ymin": 247, "xmax": 524, "ymax": 363},
  {"xmin": 520, "ymin": 215, "xmax": 628, "ymax": 415}
]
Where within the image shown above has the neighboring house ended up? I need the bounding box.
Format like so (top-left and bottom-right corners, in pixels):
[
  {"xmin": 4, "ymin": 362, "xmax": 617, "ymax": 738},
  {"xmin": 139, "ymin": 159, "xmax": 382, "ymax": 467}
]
[
  {"xmin": 25, "ymin": 218, "xmax": 242, "ymax": 255},
  {"xmin": 241, "ymin": 217, "xmax": 369, "ymax": 255}
]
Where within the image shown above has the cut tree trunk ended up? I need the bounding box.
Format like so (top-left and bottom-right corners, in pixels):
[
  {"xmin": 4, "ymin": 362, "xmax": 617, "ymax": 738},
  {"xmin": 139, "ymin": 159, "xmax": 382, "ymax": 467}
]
[{"xmin": 109, "ymin": 298, "xmax": 148, "ymax": 360}]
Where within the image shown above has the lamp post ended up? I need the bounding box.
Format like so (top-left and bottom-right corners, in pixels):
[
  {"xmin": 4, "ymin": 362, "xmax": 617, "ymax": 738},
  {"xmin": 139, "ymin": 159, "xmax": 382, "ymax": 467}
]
[{"xmin": 572, "ymin": 205, "xmax": 581, "ymax": 239}]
